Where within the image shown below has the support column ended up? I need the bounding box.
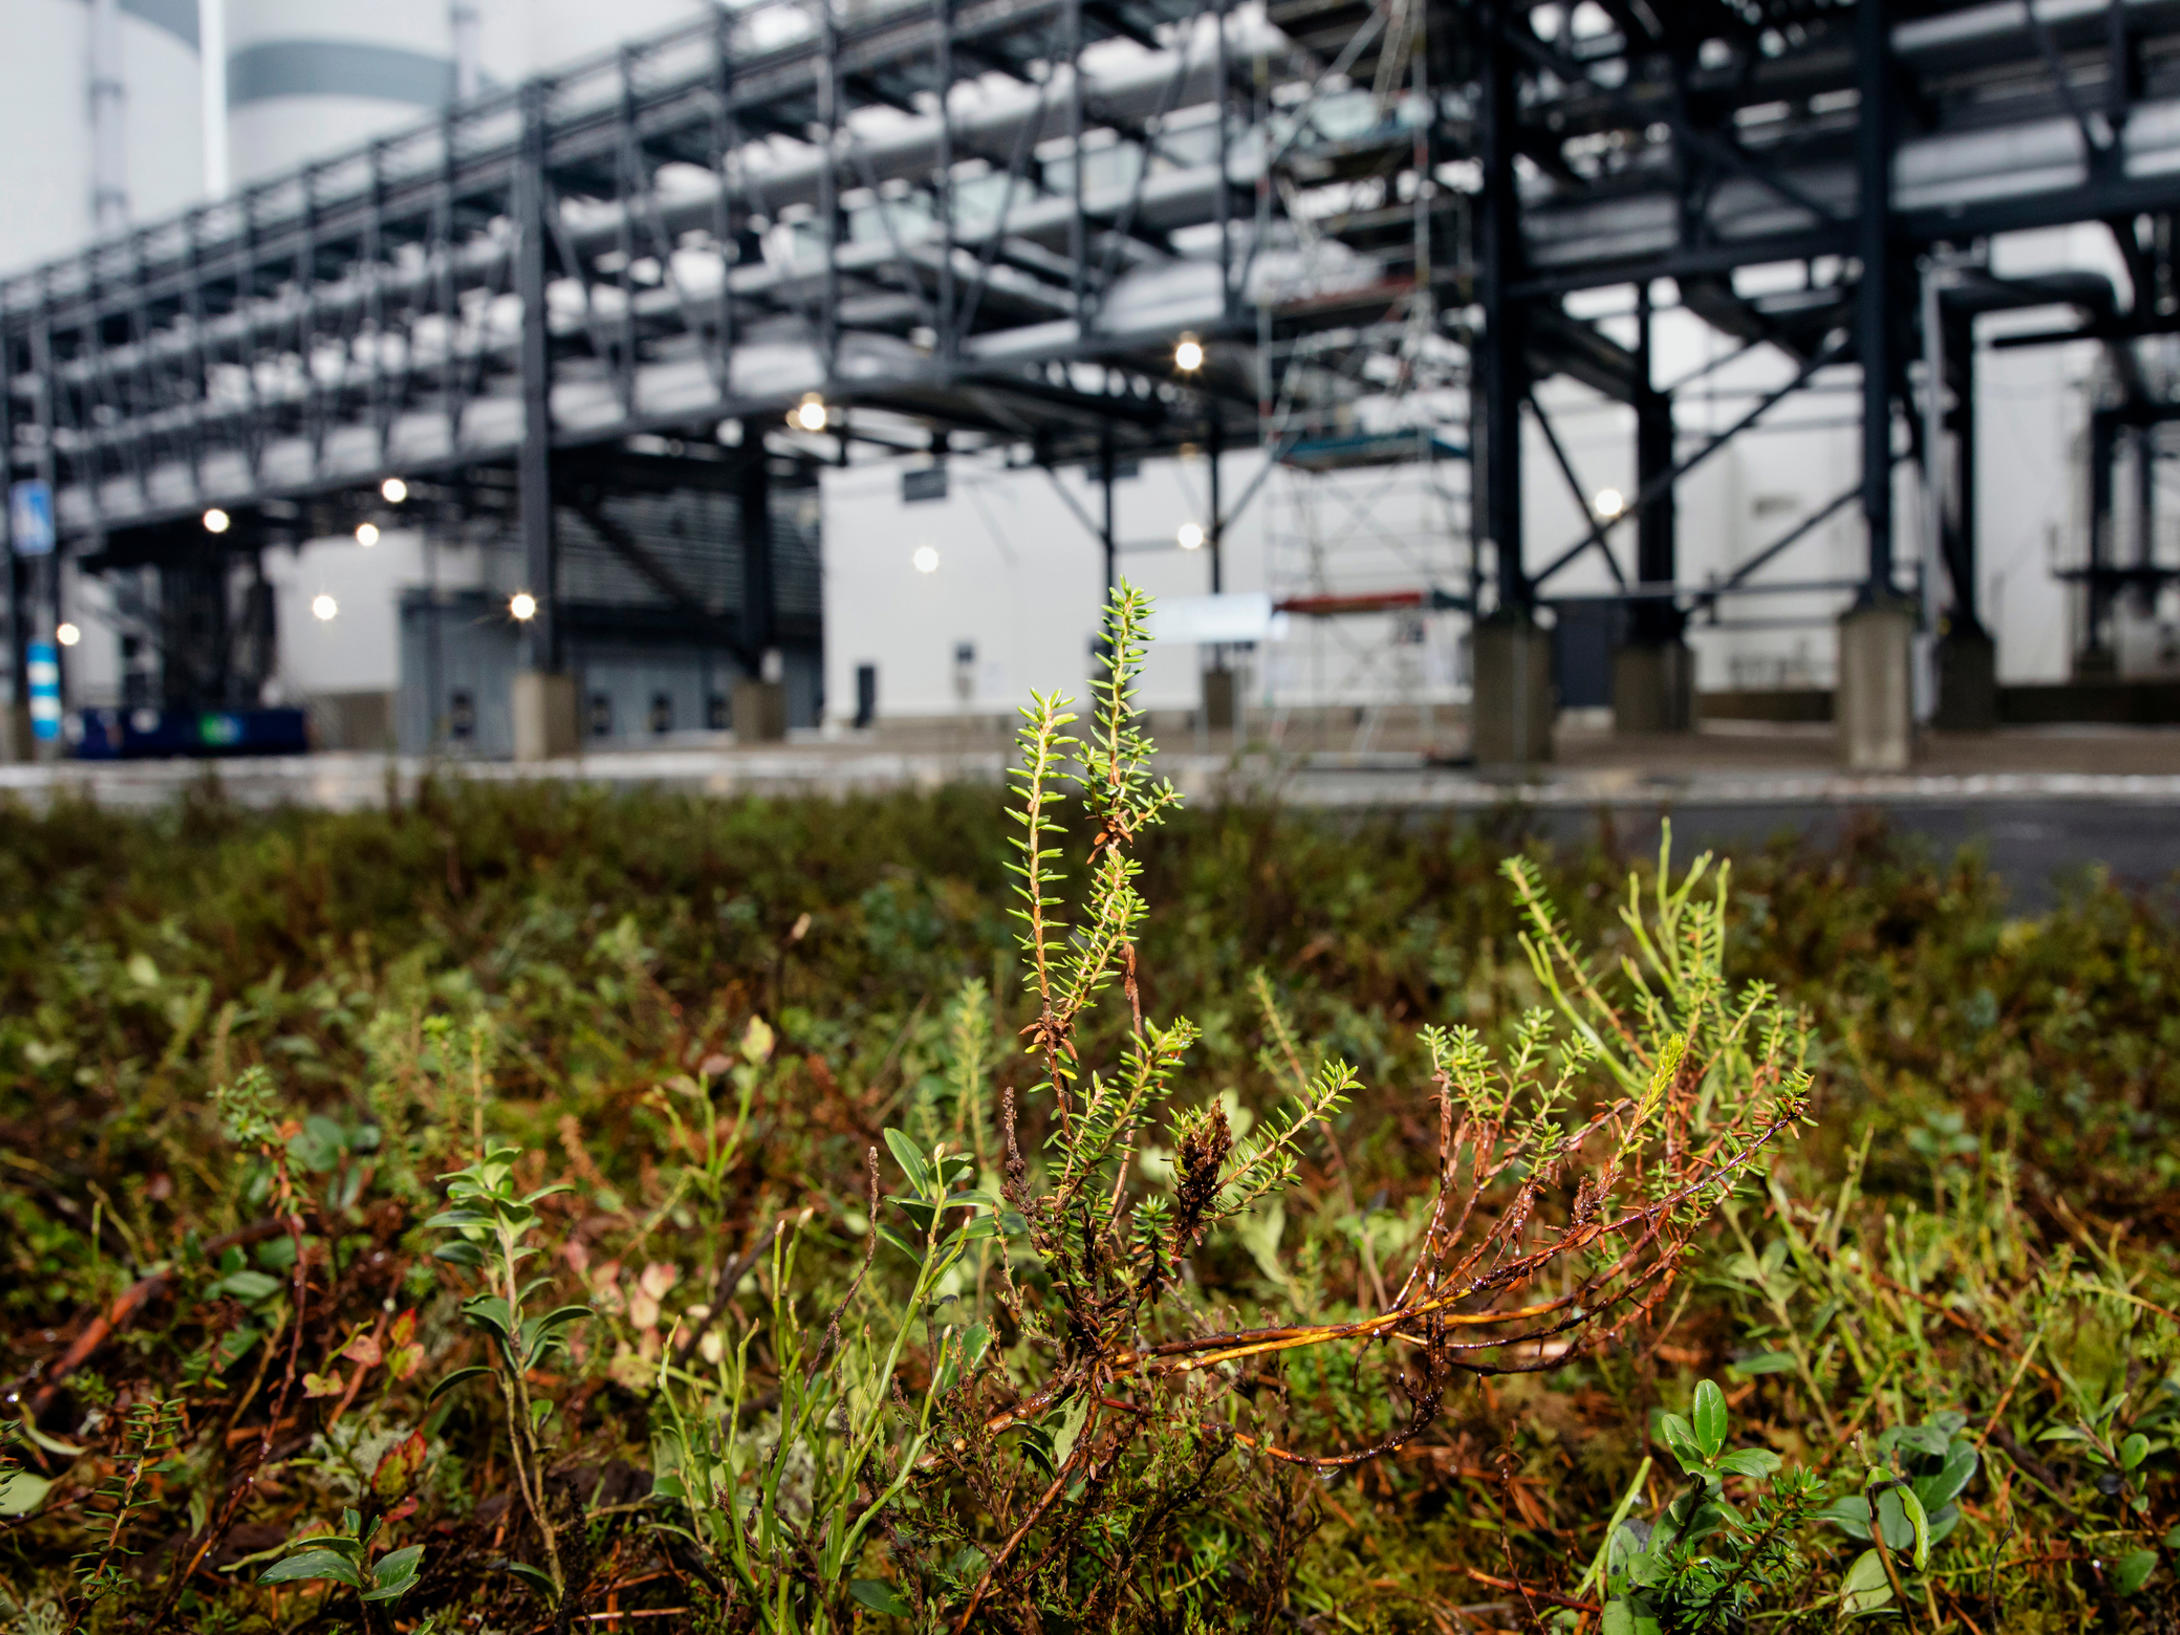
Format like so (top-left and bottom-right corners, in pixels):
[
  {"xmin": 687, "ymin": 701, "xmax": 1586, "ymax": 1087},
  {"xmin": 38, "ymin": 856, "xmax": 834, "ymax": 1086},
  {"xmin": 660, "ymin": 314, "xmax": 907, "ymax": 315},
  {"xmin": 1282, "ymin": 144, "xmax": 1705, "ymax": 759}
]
[
  {"xmin": 1615, "ymin": 283, "xmax": 1693, "ymax": 734},
  {"xmin": 1842, "ymin": 0, "xmax": 1914, "ymax": 766},
  {"xmin": 0, "ymin": 311, "xmax": 30, "ymax": 763},
  {"xmin": 1839, "ymin": 603, "xmax": 1915, "ymax": 771},
  {"xmin": 26, "ymin": 317, "xmax": 63, "ymax": 762},
  {"xmin": 1935, "ymin": 301, "xmax": 1996, "ymax": 729},
  {"xmin": 1202, "ymin": 416, "xmax": 1236, "ymax": 729},
  {"xmin": 511, "ymin": 81, "xmax": 576, "ymax": 762},
  {"xmin": 1097, "ymin": 431, "xmax": 1116, "ymax": 596},
  {"xmin": 733, "ymin": 430, "xmax": 786, "ymax": 742},
  {"xmin": 2080, "ymin": 408, "xmax": 2118, "ymax": 674},
  {"xmin": 1471, "ymin": 1, "xmax": 1551, "ymax": 762}
]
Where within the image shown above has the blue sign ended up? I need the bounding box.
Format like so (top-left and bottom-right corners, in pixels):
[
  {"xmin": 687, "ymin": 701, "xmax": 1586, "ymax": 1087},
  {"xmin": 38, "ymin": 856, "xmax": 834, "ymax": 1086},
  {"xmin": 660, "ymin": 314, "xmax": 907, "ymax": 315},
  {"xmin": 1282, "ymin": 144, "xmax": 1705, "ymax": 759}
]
[
  {"xmin": 25, "ymin": 639, "xmax": 60, "ymax": 742},
  {"xmin": 9, "ymin": 480, "xmax": 54, "ymax": 558}
]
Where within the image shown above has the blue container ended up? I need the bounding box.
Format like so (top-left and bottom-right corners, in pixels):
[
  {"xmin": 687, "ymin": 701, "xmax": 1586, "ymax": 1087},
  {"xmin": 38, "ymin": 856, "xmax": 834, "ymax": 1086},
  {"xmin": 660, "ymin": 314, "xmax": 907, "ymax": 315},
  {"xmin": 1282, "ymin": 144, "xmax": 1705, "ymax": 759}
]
[{"xmin": 71, "ymin": 706, "xmax": 311, "ymax": 760}]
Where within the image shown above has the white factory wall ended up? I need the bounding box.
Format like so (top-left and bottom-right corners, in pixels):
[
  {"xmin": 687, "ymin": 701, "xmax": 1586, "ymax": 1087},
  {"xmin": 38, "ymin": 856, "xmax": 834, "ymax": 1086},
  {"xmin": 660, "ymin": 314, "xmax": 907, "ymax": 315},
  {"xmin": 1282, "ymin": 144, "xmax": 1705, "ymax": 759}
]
[
  {"xmin": 821, "ymin": 454, "xmax": 1272, "ymax": 720},
  {"xmin": 0, "ymin": 0, "xmax": 205, "ymax": 273}
]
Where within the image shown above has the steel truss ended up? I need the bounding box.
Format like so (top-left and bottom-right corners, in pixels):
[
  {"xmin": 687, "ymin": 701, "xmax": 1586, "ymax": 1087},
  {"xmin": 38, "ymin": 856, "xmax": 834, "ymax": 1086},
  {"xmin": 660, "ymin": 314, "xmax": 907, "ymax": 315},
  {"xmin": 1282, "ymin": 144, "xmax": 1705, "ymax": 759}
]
[{"xmin": 13, "ymin": 0, "xmax": 2180, "ymax": 739}]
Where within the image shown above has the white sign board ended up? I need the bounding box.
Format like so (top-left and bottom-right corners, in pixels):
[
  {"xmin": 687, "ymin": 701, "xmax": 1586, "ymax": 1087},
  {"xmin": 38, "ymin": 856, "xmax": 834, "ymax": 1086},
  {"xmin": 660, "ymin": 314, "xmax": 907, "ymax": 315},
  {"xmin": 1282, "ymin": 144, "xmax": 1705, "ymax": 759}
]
[{"xmin": 1145, "ymin": 592, "xmax": 1290, "ymax": 646}]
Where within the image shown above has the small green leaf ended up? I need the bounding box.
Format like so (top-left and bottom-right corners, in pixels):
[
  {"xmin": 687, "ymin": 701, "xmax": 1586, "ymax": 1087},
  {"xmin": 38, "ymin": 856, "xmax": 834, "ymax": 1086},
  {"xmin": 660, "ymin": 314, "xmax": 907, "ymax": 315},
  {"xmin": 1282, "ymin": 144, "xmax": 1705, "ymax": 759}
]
[
  {"xmin": 1819, "ymin": 1496, "xmax": 1872, "ymax": 1541},
  {"xmin": 875, "ymin": 1225, "xmax": 922, "ymax": 1262},
  {"xmin": 882, "ymin": 1128, "xmax": 934, "ymax": 1197},
  {"xmin": 0, "ymin": 1472, "xmax": 54, "ymax": 1516},
  {"xmin": 2113, "ymin": 1549, "xmax": 2158, "ymax": 1596},
  {"xmin": 1912, "ymin": 1441, "xmax": 1978, "ymax": 1512},
  {"xmin": 1898, "ymin": 1485, "xmax": 1931, "ymax": 1571},
  {"xmin": 423, "ymin": 1209, "xmax": 495, "ymax": 1231},
  {"xmin": 1713, "ymin": 1448, "xmax": 1781, "ymax": 1480},
  {"xmin": 503, "ymin": 1561, "xmax": 558, "ymax": 1603},
  {"xmin": 1839, "ymin": 1549, "xmax": 1893, "ymax": 1617},
  {"xmin": 262, "ymin": 1548, "xmax": 365, "ymax": 1589},
  {"xmin": 428, "ymin": 1365, "xmax": 494, "ymax": 1403},
  {"xmin": 361, "ymin": 1544, "xmax": 425, "ymax": 1601},
  {"xmin": 2121, "ymin": 1433, "xmax": 2149, "ymax": 1471},
  {"xmin": 215, "ymin": 1269, "xmax": 284, "ymax": 1304},
  {"xmin": 1050, "ymin": 1394, "xmax": 1091, "ymax": 1470},
  {"xmin": 1654, "ymin": 1412, "xmax": 1704, "ymax": 1472},
  {"xmin": 1726, "ymin": 1351, "xmax": 1799, "ymax": 1378},
  {"xmin": 1690, "ymin": 1381, "xmax": 1727, "ymax": 1460},
  {"xmin": 16, "ymin": 1421, "xmax": 87, "ymax": 1458},
  {"xmin": 849, "ymin": 1577, "xmax": 912, "ymax": 1617},
  {"xmin": 460, "ymin": 1295, "xmax": 513, "ymax": 1339}
]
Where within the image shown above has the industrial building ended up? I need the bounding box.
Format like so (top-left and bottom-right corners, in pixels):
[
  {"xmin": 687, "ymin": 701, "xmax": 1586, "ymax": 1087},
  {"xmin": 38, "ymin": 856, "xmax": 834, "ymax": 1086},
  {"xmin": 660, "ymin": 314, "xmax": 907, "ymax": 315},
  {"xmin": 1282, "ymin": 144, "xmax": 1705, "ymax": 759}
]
[{"xmin": 5, "ymin": 0, "xmax": 2180, "ymax": 769}]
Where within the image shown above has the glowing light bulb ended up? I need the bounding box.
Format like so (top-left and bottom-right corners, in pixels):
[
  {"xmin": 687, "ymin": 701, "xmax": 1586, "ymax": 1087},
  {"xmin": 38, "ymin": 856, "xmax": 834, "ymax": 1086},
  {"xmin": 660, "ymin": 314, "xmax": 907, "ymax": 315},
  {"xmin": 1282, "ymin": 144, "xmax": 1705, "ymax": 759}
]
[
  {"xmin": 355, "ymin": 521, "xmax": 380, "ymax": 546},
  {"xmin": 1174, "ymin": 333, "xmax": 1205, "ymax": 372},
  {"xmin": 509, "ymin": 591, "xmax": 539, "ymax": 622},
  {"xmin": 55, "ymin": 621, "xmax": 81, "ymax": 647},
  {"xmin": 381, "ymin": 476, "xmax": 408, "ymax": 503},
  {"xmin": 791, "ymin": 393, "xmax": 829, "ymax": 432},
  {"xmin": 912, "ymin": 544, "xmax": 940, "ymax": 575},
  {"xmin": 1177, "ymin": 521, "xmax": 1206, "ymax": 551},
  {"xmin": 1593, "ymin": 486, "xmax": 1627, "ymax": 520},
  {"xmin": 311, "ymin": 593, "xmax": 339, "ymax": 622},
  {"xmin": 202, "ymin": 507, "xmax": 231, "ymax": 534}
]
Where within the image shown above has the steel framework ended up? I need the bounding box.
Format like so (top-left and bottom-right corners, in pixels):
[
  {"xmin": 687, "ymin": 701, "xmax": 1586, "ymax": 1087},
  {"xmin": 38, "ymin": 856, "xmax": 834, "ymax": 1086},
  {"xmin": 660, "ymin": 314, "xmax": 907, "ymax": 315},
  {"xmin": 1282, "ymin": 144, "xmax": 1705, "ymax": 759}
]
[{"xmin": 12, "ymin": 0, "xmax": 2180, "ymax": 750}]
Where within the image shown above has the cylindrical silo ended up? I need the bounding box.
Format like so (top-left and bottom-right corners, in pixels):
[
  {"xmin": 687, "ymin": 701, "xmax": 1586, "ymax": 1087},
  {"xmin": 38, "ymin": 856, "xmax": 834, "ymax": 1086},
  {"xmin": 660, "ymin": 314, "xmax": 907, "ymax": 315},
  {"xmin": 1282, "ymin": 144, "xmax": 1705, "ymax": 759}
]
[
  {"xmin": 222, "ymin": 0, "xmax": 474, "ymax": 186},
  {"xmin": 0, "ymin": 0, "xmax": 205, "ymax": 273},
  {"xmin": 476, "ymin": 0, "xmax": 722, "ymax": 85}
]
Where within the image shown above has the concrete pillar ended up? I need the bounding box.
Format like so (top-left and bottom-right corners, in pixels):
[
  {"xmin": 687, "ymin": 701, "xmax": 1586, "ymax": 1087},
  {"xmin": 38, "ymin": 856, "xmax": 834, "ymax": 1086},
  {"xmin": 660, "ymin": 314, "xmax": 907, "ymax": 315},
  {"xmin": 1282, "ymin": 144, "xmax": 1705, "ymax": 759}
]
[
  {"xmin": 512, "ymin": 670, "xmax": 579, "ymax": 762},
  {"xmin": 732, "ymin": 678, "xmax": 787, "ymax": 743},
  {"xmin": 1934, "ymin": 627, "xmax": 1998, "ymax": 732},
  {"xmin": 1837, "ymin": 603, "xmax": 1914, "ymax": 771},
  {"xmin": 1201, "ymin": 668, "xmax": 1237, "ymax": 732},
  {"xmin": 1472, "ymin": 615, "xmax": 1553, "ymax": 766},
  {"xmin": 1612, "ymin": 640, "xmax": 1694, "ymax": 735}
]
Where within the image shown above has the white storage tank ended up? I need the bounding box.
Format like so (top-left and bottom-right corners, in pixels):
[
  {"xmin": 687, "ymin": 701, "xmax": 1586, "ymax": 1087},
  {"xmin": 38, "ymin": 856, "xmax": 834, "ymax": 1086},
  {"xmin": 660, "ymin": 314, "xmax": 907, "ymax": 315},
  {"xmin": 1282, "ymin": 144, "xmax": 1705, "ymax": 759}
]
[
  {"xmin": 479, "ymin": 0, "xmax": 723, "ymax": 84},
  {"xmin": 223, "ymin": 0, "xmax": 472, "ymax": 186},
  {"xmin": 222, "ymin": 0, "xmax": 726, "ymax": 189},
  {"xmin": 0, "ymin": 0, "xmax": 206, "ymax": 273}
]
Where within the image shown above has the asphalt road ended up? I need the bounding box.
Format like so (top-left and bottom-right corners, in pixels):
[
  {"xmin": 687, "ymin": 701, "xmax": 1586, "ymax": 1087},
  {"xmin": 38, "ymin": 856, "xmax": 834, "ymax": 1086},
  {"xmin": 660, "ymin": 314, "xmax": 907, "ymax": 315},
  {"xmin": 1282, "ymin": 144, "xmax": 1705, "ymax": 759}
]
[{"xmin": 1500, "ymin": 800, "xmax": 2179, "ymax": 910}]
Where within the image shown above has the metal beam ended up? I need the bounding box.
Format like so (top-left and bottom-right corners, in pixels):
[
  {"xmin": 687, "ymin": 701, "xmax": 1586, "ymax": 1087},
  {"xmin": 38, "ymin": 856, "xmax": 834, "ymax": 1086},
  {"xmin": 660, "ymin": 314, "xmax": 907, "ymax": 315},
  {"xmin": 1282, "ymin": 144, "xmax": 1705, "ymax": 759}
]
[
  {"xmin": 1632, "ymin": 283, "xmax": 1679, "ymax": 643},
  {"xmin": 1476, "ymin": 0, "xmax": 1528, "ymax": 612},
  {"xmin": 515, "ymin": 82, "xmax": 557, "ymax": 673},
  {"xmin": 738, "ymin": 433, "xmax": 777, "ymax": 666},
  {"xmin": 1855, "ymin": 0, "xmax": 1897, "ymax": 601},
  {"xmin": 1533, "ymin": 333, "xmax": 1851, "ymax": 587}
]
